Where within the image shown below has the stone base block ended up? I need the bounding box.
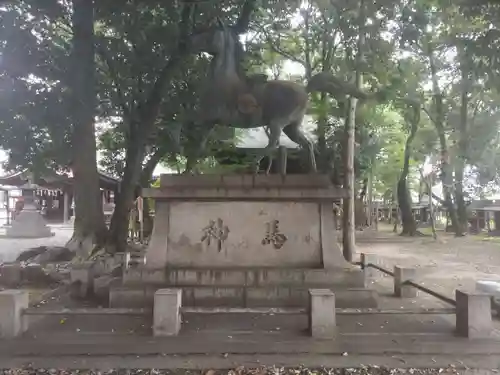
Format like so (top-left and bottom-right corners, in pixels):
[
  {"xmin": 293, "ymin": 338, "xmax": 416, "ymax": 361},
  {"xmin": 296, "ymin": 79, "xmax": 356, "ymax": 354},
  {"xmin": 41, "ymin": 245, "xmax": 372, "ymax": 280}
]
[
  {"xmin": 109, "ymin": 286, "xmax": 152, "ymax": 308},
  {"xmin": 456, "ymin": 289, "xmax": 492, "ymax": 339},
  {"xmin": 0, "ymin": 290, "xmax": 29, "ymax": 338},
  {"xmin": 0, "ymin": 264, "xmax": 22, "ymax": 286},
  {"xmin": 124, "ymin": 267, "xmax": 365, "ymax": 288},
  {"xmin": 153, "ymin": 289, "xmax": 182, "ymax": 336},
  {"xmin": 70, "ymin": 262, "xmax": 95, "ymax": 299},
  {"xmin": 93, "ymin": 275, "xmax": 117, "ymax": 305},
  {"xmin": 476, "ymin": 280, "xmax": 500, "ymax": 314},
  {"xmin": 109, "ymin": 284, "xmax": 378, "ymax": 309},
  {"xmin": 308, "ymin": 289, "xmax": 336, "ymax": 339}
]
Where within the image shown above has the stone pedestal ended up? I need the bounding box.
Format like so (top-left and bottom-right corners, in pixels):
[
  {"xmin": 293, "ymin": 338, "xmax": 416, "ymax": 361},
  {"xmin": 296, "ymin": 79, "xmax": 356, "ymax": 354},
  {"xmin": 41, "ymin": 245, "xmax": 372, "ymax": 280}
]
[
  {"xmin": 6, "ymin": 192, "xmax": 53, "ymax": 239},
  {"xmin": 116, "ymin": 174, "xmax": 374, "ymax": 309},
  {"xmin": 144, "ymin": 174, "xmax": 350, "ymax": 269}
]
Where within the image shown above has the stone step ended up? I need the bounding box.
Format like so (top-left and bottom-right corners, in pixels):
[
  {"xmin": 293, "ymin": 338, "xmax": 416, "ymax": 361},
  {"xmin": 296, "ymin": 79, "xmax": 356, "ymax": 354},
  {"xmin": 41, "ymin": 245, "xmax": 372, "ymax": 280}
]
[
  {"xmin": 109, "ymin": 283, "xmax": 378, "ymax": 309},
  {"xmin": 123, "ymin": 267, "xmax": 364, "ymax": 288}
]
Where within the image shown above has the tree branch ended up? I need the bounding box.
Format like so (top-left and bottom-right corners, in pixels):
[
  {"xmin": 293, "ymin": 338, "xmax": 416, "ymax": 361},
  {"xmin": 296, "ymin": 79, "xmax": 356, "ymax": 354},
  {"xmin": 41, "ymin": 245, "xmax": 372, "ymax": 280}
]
[
  {"xmin": 421, "ymin": 106, "xmax": 438, "ymax": 126},
  {"xmin": 134, "ymin": 1, "xmax": 193, "ymax": 135},
  {"xmin": 419, "ymin": 169, "xmax": 446, "ymax": 206},
  {"xmin": 307, "ymin": 72, "xmax": 426, "ymax": 113},
  {"xmin": 431, "ymin": 192, "xmax": 446, "ymax": 206},
  {"xmin": 141, "ymin": 146, "xmax": 167, "ymax": 183},
  {"xmin": 234, "ymin": 0, "xmax": 257, "ymax": 34},
  {"xmin": 266, "ymin": 36, "xmax": 307, "ymax": 67},
  {"xmin": 95, "ymin": 43, "xmax": 131, "ymax": 121}
]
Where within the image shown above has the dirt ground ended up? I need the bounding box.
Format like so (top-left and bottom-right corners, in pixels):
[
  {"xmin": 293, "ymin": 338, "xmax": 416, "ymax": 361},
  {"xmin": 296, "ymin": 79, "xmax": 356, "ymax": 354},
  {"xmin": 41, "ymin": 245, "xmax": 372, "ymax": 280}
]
[
  {"xmin": 356, "ymin": 226, "xmax": 500, "ymax": 299},
  {"xmin": 2, "ymin": 226, "xmax": 500, "ymax": 371}
]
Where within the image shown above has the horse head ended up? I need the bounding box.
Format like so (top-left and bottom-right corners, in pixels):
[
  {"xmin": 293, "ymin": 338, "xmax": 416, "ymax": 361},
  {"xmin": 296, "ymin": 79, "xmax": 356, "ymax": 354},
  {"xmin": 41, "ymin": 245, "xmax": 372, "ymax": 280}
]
[
  {"xmin": 190, "ymin": 18, "xmax": 258, "ymax": 114},
  {"xmin": 190, "ymin": 18, "xmax": 242, "ymax": 59}
]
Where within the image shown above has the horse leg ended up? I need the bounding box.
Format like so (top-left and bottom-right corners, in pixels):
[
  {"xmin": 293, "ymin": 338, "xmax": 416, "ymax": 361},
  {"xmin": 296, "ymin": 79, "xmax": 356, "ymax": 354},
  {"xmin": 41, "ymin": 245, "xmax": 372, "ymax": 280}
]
[
  {"xmin": 254, "ymin": 124, "xmax": 281, "ymax": 174},
  {"xmin": 263, "ymin": 126, "xmax": 274, "ymax": 175},
  {"xmin": 283, "ymin": 121, "xmax": 317, "ymax": 173},
  {"xmin": 265, "ymin": 157, "xmax": 273, "ymax": 175}
]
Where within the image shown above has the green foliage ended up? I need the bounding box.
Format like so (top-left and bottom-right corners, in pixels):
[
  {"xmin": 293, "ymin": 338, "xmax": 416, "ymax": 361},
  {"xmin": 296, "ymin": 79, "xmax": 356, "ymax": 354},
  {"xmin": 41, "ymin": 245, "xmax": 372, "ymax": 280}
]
[
  {"xmin": 2, "ymin": 0, "xmax": 500, "ymax": 203},
  {"xmin": 0, "ymin": 1, "xmax": 73, "ymax": 173}
]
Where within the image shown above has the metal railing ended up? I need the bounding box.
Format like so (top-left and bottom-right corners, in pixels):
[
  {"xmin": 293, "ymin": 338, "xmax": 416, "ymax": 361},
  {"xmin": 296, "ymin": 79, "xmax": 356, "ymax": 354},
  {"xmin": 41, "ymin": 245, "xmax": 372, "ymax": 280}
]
[{"xmin": 362, "ymin": 259, "xmax": 457, "ymax": 308}]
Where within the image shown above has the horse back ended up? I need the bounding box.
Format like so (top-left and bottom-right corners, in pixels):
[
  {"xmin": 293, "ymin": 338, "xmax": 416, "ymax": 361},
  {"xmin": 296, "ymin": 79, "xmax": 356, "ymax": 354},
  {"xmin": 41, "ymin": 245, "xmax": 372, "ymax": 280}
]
[{"xmin": 257, "ymin": 80, "xmax": 308, "ymax": 124}]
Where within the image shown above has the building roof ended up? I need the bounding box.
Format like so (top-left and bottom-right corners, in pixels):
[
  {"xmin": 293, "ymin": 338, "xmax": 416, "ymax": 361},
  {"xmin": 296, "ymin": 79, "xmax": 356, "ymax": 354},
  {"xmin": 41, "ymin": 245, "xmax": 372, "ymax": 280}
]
[
  {"xmin": 0, "ymin": 169, "xmax": 119, "ymax": 190},
  {"xmin": 468, "ymin": 199, "xmax": 500, "ymax": 210},
  {"xmin": 235, "ymin": 115, "xmax": 317, "ymax": 149}
]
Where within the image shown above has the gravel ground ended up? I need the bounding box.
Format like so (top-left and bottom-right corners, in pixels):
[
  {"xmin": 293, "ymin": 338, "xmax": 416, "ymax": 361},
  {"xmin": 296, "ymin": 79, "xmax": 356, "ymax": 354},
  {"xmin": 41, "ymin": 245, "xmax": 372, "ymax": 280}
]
[
  {"xmin": 0, "ymin": 367, "xmax": 469, "ymax": 375},
  {"xmin": 356, "ymin": 228, "xmax": 500, "ymax": 299}
]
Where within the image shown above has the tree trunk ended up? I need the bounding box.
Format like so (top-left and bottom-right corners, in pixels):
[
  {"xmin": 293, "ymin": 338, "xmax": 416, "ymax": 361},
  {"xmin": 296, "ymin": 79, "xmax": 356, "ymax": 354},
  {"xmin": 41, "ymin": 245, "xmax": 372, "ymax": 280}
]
[
  {"xmin": 66, "ymin": 0, "xmax": 107, "ymax": 256},
  {"xmin": 139, "ymin": 148, "xmax": 167, "ymax": 237},
  {"xmin": 420, "ymin": 171, "xmax": 437, "ymax": 239},
  {"xmin": 106, "ymin": 3, "xmax": 195, "ymax": 251},
  {"xmin": 343, "ymin": 0, "xmax": 365, "ymax": 262},
  {"xmin": 418, "ymin": 177, "xmax": 424, "ymax": 202},
  {"xmin": 398, "ymin": 107, "xmax": 419, "ymax": 236},
  {"xmin": 108, "ymin": 143, "xmax": 167, "ymax": 251},
  {"xmin": 427, "ymin": 48, "xmax": 462, "ymax": 236},
  {"xmin": 108, "ymin": 138, "xmax": 146, "ymax": 253},
  {"xmin": 455, "ymin": 57, "xmax": 470, "ymax": 233},
  {"xmin": 358, "ymin": 177, "xmax": 368, "ymax": 201},
  {"xmin": 317, "ymin": 92, "xmax": 328, "ymax": 173},
  {"xmin": 367, "ymin": 167, "xmax": 373, "ymax": 227},
  {"xmin": 398, "ymin": 178, "xmax": 416, "ymax": 235}
]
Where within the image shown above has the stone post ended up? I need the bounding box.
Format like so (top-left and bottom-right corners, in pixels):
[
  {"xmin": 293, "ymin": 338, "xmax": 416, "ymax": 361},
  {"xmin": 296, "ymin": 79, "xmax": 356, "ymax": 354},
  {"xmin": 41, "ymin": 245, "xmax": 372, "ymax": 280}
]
[
  {"xmin": 394, "ymin": 266, "xmax": 417, "ymax": 298},
  {"xmin": 476, "ymin": 280, "xmax": 500, "ymax": 315},
  {"xmin": 308, "ymin": 289, "xmax": 336, "ymax": 339},
  {"xmin": 456, "ymin": 289, "xmax": 492, "ymax": 339},
  {"xmin": 0, "ymin": 290, "xmax": 29, "ymax": 338},
  {"xmin": 70, "ymin": 262, "xmax": 95, "ymax": 298},
  {"xmin": 0, "ymin": 264, "xmax": 22, "ymax": 286},
  {"xmin": 153, "ymin": 288, "xmax": 182, "ymax": 336}
]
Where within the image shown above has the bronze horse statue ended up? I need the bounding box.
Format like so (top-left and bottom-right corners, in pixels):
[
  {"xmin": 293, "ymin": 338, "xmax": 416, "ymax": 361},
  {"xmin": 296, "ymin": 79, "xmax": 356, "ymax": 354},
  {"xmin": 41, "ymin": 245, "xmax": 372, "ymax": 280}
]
[{"xmin": 185, "ymin": 21, "xmax": 325, "ymax": 173}]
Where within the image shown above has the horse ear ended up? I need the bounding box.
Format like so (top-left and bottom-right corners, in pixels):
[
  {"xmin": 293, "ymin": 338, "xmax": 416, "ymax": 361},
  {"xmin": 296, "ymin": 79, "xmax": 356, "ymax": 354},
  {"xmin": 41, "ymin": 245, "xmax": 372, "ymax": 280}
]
[{"xmin": 237, "ymin": 93, "xmax": 259, "ymax": 114}]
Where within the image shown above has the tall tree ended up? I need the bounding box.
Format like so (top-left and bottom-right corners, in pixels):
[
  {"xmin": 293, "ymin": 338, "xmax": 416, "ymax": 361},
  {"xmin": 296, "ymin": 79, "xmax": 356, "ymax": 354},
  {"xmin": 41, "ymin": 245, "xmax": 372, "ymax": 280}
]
[
  {"xmin": 342, "ymin": 0, "xmax": 365, "ymax": 261},
  {"xmin": 397, "ymin": 103, "xmax": 420, "ymax": 236},
  {"xmin": 66, "ymin": 0, "xmax": 107, "ymax": 255}
]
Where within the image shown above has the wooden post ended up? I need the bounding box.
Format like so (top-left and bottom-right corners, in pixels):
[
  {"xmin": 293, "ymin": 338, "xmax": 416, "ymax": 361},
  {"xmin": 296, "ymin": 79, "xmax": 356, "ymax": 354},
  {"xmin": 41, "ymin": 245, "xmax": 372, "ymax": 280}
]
[
  {"xmin": 137, "ymin": 197, "xmax": 144, "ymax": 243},
  {"xmin": 5, "ymin": 190, "xmax": 10, "ymax": 226},
  {"xmin": 367, "ymin": 167, "xmax": 373, "ymax": 227},
  {"xmin": 63, "ymin": 191, "xmax": 70, "ymax": 223},
  {"xmin": 101, "ymin": 189, "xmax": 106, "ymax": 209},
  {"xmin": 277, "ymin": 146, "xmax": 287, "ymax": 176}
]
